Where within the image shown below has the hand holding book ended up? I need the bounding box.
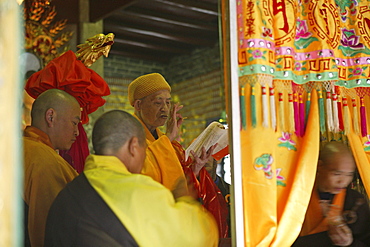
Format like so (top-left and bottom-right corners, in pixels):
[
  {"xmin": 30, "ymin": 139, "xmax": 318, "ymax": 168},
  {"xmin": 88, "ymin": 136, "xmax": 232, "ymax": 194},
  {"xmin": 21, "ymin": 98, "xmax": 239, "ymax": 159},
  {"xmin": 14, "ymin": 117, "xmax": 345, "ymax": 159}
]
[{"xmin": 185, "ymin": 121, "xmax": 229, "ymax": 162}]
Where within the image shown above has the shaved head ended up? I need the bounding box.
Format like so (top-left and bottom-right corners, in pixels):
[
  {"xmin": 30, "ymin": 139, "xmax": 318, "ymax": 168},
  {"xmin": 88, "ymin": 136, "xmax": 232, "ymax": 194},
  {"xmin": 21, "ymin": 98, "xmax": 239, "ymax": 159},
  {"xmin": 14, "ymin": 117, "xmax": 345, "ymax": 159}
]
[
  {"xmin": 93, "ymin": 110, "xmax": 146, "ymax": 155},
  {"xmin": 30, "ymin": 89, "xmax": 81, "ymax": 150},
  {"xmin": 31, "ymin": 89, "xmax": 80, "ymax": 127},
  {"xmin": 317, "ymin": 141, "xmax": 356, "ymax": 194},
  {"xmin": 319, "ymin": 141, "xmax": 354, "ymax": 165}
]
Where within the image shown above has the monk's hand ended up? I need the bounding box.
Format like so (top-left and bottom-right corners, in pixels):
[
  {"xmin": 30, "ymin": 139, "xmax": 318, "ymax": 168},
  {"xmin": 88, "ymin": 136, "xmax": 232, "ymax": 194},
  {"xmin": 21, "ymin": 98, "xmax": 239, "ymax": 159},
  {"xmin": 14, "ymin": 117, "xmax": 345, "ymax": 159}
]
[
  {"xmin": 166, "ymin": 103, "xmax": 184, "ymax": 142},
  {"xmin": 190, "ymin": 144, "xmax": 218, "ymax": 177},
  {"xmin": 328, "ymin": 223, "xmax": 353, "ymax": 246},
  {"xmin": 171, "ymin": 175, "xmax": 197, "ymax": 200}
]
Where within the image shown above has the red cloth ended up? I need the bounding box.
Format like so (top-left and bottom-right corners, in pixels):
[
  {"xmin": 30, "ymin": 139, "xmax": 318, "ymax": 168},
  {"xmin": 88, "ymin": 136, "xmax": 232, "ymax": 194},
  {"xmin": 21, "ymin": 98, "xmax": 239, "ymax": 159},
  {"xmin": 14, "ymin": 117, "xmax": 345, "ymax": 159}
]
[
  {"xmin": 172, "ymin": 141, "xmax": 229, "ymax": 238},
  {"xmin": 25, "ymin": 50, "xmax": 110, "ymax": 124},
  {"xmin": 59, "ymin": 122, "xmax": 89, "ymax": 173}
]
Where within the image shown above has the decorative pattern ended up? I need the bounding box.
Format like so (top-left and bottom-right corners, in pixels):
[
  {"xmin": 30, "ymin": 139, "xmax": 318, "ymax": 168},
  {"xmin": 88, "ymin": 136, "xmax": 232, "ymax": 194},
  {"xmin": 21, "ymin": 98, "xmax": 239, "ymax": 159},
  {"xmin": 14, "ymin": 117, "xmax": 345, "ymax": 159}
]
[
  {"xmin": 278, "ymin": 132, "xmax": 297, "ymax": 151},
  {"xmin": 276, "ymin": 168, "xmax": 286, "ymax": 187},
  {"xmin": 24, "ymin": 0, "xmax": 73, "ymax": 67},
  {"xmin": 236, "ymin": 0, "xmax": 370, "ymax": 246},
  {"xmin": 238, "ymin": 0, "xmax": 370, "ymax": 87},
  {"xmin": 254, "ymin": 154, "xmax": 286, "ymax": 186},
  {"xmin": 254, "ymin": 153, "xmax": 274, "ymax": 179},
  {"xmin": 364, "ymin": 135, "xmax": 370, "ymax": 152},
  {"xmin": 76, "ymin": 33, "xmax": 115, "ymax": 67}
]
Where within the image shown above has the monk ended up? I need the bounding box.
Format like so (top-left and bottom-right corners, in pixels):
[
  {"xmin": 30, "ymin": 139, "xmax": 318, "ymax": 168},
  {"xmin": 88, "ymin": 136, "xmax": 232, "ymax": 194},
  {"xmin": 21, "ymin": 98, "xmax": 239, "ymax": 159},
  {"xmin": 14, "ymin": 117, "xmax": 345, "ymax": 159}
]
[
  {"xmin": 128, "ymin": 73, "xmax": 216, "ymax": 191},
  {"xmin": 23, "ymin": 89, "xmax": 80, "ymax": 247},
  {"xmin": 292, "ymin": 141, "xmax": 370, "ymax": 246},
  {"xmin": 45, "ymin": 110, "xmax": 219, "ymax": 247},
  {"xmin": 128, "ymin": 73, "xmax": 230, "ymax": 237}
]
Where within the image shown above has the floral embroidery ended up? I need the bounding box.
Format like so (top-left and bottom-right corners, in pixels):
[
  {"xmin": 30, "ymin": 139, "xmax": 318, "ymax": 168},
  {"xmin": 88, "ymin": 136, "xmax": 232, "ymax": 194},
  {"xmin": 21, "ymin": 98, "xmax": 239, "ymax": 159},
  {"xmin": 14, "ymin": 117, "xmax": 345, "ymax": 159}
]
[
  {"xmin": 294, "ymin": 19, "xmax": 318, "ymax": 49},
  {"xmin": 276, "ymin": 168, "xmax": 286, "ymax": 187},
  {"xmin": 348, "ymin": 67, "xmax": 367, "ymax": 78},
  {"xmin": 335, "ymin": 0, "xmax": 358, "ymax": 22},
  {"xmin": 364, "ymin": 135, "xmax": 370, "ymax": 151},
  {"xmin": 278, "ymin": 132, "xmax": 297, "ymax": 151},
  {"xmin": 339, "ymin": 28, "xmax": 370, "ymax": 56},
  {"xmin": 276, "ymin": 57, "xmax": 283, "ymax": 69},
  {"xmin": 294, "ymin": 61, "xmax": 307, "ymax": 71},
  {"xmin": 341, "ymin": 28, "xmax": 364, "ymax": 50},
  {"xmin": 254, "ymin": 154, "xmax": 273, "ymax": 179},
  {"xmin": 248, "ymin": 49, "xmax": 267, "ymax": 61},
  {"xmin": 254, "ymin": 154, "xmax": 287, "ymax": 186},
  {"xmin": 295, "ymin": 19, "xmax": 311, "ymax": 40},
  {"xmin": 262, "ymin": 27, "xmax": 273, "ymax": 39}
]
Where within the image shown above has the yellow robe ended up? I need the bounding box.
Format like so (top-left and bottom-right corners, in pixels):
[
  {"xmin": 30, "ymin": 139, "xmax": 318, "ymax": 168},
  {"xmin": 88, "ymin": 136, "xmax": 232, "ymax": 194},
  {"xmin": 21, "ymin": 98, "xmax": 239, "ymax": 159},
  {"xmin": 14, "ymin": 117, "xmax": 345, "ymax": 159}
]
[
  {"xmin": 23, "ymin": 126, "xmax": 78, "ymax": 247},
  {"xmin": 84, "ymin": 154, "xmax": 219, "ymax": 247},
  {"xmin": 134, "ymin": 114, "xmax": 186, "ymax": 191}
]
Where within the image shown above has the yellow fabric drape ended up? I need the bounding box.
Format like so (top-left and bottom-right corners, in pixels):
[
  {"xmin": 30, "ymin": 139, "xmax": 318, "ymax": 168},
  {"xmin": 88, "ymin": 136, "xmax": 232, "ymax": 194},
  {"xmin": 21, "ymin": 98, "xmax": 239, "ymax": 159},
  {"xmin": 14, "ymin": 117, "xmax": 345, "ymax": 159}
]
[
  {"xmin": 241, "ymin": 85, "xmax": 319, "ymax": 246},
  {"xmin": 346, "ymin": 115, "xmax": 370, "ymax": 196},
  {"xmin": 232, "ymin": 0, "xmax": 370, "ymax": 245}
]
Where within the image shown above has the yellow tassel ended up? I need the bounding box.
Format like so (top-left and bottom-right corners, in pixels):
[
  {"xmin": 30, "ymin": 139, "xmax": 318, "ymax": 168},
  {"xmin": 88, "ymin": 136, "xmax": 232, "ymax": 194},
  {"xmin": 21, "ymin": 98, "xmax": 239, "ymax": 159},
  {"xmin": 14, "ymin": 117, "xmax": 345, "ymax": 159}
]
[
  {"xmin": 352, "ymin": 98, "xmax": 360, "ymax": 135},
  {"xmin": 289, "ymin": 93, "xmax": 295, "ymax": 133},
  {"xmin": 262, "ymin": 86, "xmax": 269, "ymax": 128},
  {"xmin": 279, "ymin": 92, "xmax": 285, "ymax": 132},
  {"xmin": 326, "ymin": 91, "xmax": 334, "ymax": 132},
  {"xmin": 270, "ymin": 87, "xmax": 276, "ymax": 131},
  {"xmin": 343, "ymin": 97, "xmax": 350, "ymax": 135},
  {"xmin": 332, "ymin": 90, "xmax": 339, "ymax": 132}
]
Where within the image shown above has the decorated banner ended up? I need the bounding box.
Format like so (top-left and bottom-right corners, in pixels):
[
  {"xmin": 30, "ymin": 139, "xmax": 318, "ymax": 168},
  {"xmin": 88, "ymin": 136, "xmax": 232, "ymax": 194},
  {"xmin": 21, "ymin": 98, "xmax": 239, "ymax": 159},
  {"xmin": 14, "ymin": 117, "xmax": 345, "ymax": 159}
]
[{"xmin": 232, "ymin": 0, "xmax": 370, "ymax": 246}]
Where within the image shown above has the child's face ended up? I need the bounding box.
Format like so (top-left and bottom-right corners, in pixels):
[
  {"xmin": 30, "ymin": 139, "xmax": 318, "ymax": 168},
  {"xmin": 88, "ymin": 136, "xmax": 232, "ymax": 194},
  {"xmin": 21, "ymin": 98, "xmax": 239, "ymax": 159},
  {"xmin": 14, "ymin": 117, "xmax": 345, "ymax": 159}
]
[{"xmin": 317, "ymin": 153, "xmax": 355, "ymax": 194}]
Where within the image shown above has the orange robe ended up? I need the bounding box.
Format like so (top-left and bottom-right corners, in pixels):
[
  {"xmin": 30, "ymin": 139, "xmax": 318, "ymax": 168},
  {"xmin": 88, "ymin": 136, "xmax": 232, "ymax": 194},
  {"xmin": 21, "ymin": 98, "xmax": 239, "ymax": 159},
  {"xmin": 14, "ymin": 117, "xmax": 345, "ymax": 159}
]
[
  {"xmin": 134, "ymin": 115, "xmax": 186, "ymax": 191},
  {"xmin": 300, "ymin": 187, "xmax": 346, "ymax": 236},
  {"xmin": 23, "ymin": 126, "xmax": 78, "ymax": 247}
]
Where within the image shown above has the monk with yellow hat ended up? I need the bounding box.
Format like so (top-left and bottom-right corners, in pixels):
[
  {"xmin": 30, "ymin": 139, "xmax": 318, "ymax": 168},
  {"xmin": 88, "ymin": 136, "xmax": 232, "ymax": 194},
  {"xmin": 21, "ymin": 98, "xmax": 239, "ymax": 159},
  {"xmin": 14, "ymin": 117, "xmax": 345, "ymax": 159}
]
[
  {"xmin": 129, "ymin": 73, "xmax": 230, "ymax": 238},
  {"xmin": 128, "ymin": 73, "xmax": 216, "ymax": 192}
]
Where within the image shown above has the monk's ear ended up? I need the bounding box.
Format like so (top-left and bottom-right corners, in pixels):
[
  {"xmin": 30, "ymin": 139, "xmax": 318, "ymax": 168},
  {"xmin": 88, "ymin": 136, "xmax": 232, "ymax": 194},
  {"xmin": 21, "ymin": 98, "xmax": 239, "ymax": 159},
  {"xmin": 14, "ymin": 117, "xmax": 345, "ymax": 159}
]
[
  {"xmin": 45, "ymin": 108, "xmax": 56, "ymax": 127},
  {"xmin": 133, "ymin": 100, "xmax": 141, "ymax": 111},
  {"xmin": 128, "ymin": 136, "xmax": 140, "ymax": 157}
]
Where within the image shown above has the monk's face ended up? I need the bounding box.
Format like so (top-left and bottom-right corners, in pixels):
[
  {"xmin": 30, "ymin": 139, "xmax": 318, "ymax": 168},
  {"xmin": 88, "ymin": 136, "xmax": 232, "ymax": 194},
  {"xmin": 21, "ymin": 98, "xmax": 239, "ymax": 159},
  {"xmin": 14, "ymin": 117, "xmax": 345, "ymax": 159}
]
[
  {"xmin": 138, "ymin": 89, "xmax": 171, "ymax": 130},
  {"xmin": 52, "ymin": 103, "xmax": 81, "ymax": 150},
  {"xmin": 317, "ymin": 152, "xmax": 355, "ymax": 194}
]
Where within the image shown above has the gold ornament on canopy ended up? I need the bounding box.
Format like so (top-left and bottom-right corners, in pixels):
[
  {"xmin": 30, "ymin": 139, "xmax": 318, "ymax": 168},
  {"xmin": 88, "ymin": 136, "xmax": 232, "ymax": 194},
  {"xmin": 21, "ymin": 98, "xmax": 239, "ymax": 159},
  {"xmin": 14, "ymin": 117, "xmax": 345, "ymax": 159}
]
[
  {"xmin": 24, "ymin": 0, "xmax": 73, "ymax": 67},
  {"xmin": 76, "ymin": 33, "xmax": 115, "ymax": 67}
]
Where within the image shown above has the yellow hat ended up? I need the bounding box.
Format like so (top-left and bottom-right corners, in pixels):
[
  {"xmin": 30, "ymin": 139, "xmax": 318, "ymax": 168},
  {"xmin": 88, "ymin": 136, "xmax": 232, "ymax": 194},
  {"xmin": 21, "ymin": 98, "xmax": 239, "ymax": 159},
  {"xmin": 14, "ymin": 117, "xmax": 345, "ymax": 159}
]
[{"xmin": 128, "ymin": 73, "xmax": 171, "ymax": 106}]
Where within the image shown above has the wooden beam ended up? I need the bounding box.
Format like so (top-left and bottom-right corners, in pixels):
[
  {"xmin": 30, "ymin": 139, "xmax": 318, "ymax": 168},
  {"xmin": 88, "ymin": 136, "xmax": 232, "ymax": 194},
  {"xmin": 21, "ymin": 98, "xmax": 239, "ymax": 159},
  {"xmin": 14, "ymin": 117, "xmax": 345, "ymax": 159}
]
[
  {"xmin": 113, "ymin": 38, "xmax": 190, "ymax": 54},
  {"xmin": 104, "ymin": 21, "xmax": 216, "ymax": 46},
  {"xmin": 89, "ymin": 0, "xmax": 137, "ymax": 22},
  {"xmin": 111, "ymin": 7, "xmax": 218, "ymax": 32},
  {"xmin": 153, "ymin": 0, "xmax": 218, "ymax": 16},
  {"xmin": 109, "ymin": 49, "xmax": 171, "ymax": 63}
]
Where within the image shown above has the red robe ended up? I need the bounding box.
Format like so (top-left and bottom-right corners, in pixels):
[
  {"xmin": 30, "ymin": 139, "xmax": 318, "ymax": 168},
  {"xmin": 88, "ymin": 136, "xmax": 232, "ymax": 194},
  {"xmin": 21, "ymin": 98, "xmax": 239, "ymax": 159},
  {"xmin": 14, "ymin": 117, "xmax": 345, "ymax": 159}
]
[{"xmin": 172, "ymin": 141, "xmax": 229, "ymax": 238}]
